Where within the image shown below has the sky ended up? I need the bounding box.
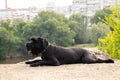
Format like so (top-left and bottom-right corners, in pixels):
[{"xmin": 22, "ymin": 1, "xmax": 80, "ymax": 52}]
[{"xmin": 0, "ymin": 0, "xmax": 73, "ymax": 9}]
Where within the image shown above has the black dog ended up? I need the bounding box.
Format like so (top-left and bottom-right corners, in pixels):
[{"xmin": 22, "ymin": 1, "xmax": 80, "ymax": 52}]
[{"xmin": 25, "ymin": 37, "xmax": 114, "ymax": 67}]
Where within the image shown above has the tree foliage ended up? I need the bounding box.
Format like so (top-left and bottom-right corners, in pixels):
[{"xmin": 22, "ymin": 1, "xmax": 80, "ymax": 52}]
[
  {"xmin": 32, "ymin": 11, "xmax": 76, "ymax": 46},
  {"xmin": 0, "ymin": 20, "xmax": 20, "ymax": 59},
  {"xmin": 69, "ymin": 14, "xmax": 88, "ymax": 44},
  {"xmin": 90, "ymin": 8, "xmax": 112, "ymax": 24},
  {"xmin": 90, "ymin": 23, "xmax": 110, "ymax": 45}
]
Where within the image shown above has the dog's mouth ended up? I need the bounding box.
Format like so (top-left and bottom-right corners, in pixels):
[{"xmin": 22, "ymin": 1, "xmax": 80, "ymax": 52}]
[{"xmin": 28, "ymin": 50, "xmax": 32, "ymax": 54}]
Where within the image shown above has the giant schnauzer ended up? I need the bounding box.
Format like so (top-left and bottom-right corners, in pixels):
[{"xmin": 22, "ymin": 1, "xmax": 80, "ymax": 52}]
[{"xmin": 25, "ymin": 37, "xmax": 114, "ymax": 67}]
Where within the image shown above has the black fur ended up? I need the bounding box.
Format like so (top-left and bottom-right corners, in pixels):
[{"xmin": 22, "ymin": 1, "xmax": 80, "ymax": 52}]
[{"xmin": 25, "ymin": 37, "xmax": 114, "ymax": 67}]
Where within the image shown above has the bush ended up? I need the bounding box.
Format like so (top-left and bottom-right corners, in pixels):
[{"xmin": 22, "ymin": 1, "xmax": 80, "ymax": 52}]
[{"xmin": 97, "ymin": 7, "xmax": 120, "ymax": 59}]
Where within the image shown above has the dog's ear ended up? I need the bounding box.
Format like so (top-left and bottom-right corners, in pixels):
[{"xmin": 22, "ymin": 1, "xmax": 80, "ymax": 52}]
[
  {"xmin": 37, "ymin": 37, "xmax": 49, "ymax": 48},
  {"xmin": 42, "ymin": 39, "xmax": 49, "ymax": 48},
  {"xmin": 37, "ymin": 37, "xmax": 43, "ymax": 41},
  {"xmin": 30, "ymin": 37, "xmax": 37, "ymax": 43}
]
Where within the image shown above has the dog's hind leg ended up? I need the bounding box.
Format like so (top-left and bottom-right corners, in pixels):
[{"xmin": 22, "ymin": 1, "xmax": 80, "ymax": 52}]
[
  {"xmin": 81, "ymin": 52, "xmax": 114, "ymax": 63},
  {"xmin": 81, "ymin": 52, "xmax": 99, "ymax": 63},
  {"xmin": 96, "ymin": 58, "xmax": 114, "ymax": 63}
]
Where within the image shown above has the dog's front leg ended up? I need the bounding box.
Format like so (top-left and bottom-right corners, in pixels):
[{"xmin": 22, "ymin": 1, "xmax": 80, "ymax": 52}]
[
  {"xmin": 30, "ymin": 57, "xmax": 60, "ymax": 67},
  {"xmin": 30, "ymin": 60, "xmax": 60, "ymax": 67},
  {"xmin": 30, "ymin": 60, "xmax": 43, "ymax": 67},
  {"xmin": 25, "ymin": 60, "xmax": 42, "ymax": 64}
]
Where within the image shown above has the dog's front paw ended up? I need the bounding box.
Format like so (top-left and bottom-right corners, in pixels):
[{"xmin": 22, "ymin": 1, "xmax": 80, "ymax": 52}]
[
  {"xmin": 25, "ymin": 61, "xmax": 32, "ymax": 64},
  {"xmin": 30, "ymin": 63, "xmax": 40, "ymax": 67}
]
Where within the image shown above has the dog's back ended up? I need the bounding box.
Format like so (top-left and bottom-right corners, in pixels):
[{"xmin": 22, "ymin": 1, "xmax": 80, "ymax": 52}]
[{"xmin": 48, "ymin": 45, "xmax": 85, "ymax": 64}]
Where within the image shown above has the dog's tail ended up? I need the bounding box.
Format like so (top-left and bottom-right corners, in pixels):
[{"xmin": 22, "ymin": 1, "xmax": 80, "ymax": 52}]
[{"xmin": 97, "ymin": 58, "xmax": 114, "ymax": 63}]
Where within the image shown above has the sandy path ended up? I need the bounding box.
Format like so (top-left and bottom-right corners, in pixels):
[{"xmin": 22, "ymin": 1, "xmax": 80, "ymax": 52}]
[{"xmin": 0, "ymin": 60, "xmax": 120, "ymax": 80}]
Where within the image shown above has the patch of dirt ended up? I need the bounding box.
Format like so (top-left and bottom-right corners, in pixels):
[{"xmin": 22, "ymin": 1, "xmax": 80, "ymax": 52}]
[{"xmin": 0, "ymin": 60, "xmax": 120, "ymax": 80}]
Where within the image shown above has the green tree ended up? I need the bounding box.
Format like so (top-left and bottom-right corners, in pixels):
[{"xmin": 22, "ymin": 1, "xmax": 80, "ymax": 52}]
[
  {"xmin": 0, "ymin": 20, "xmax": 19, "ymax": 59},
  {"xmin": 98, "ymin": 7, "xmax": 120, "ymax": 59},
  {"xmin": 90, "ymin": 8, "xmax": 112, "ymax": 24},
  {"xmin": 11, "ymin": 19, "xmax": 30, "ymax": 53},
  {"xmin": 0, "ymin": 19, "xmax": 31, "ymax": 59},
  {"xmin": 69, "ymin": 14, "xmax": 88, "ymax": 44},
  {"xmin": 90, "ymin": 22, "xmax": 110, "ymax": 45},
  {"xmin": 32, "ymin": 11, "xmax": 76, "ymax": 46}
]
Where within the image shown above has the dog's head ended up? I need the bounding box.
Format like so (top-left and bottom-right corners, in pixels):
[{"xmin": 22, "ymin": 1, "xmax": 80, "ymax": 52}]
[{"xmin": 26, "ymin": 37, "xmax": 49, "ymax": 56}]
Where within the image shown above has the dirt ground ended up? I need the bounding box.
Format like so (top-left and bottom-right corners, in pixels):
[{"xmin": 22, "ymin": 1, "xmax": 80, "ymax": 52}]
[{"xmin": 0, "ymin": 60, "xmax": 120, "ymax": 80}]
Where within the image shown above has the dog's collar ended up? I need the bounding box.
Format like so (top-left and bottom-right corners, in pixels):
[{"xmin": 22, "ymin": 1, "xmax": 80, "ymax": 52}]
[{"xmin": 41, "ymin": 44, "xmax": 50, "ymax": 54}]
